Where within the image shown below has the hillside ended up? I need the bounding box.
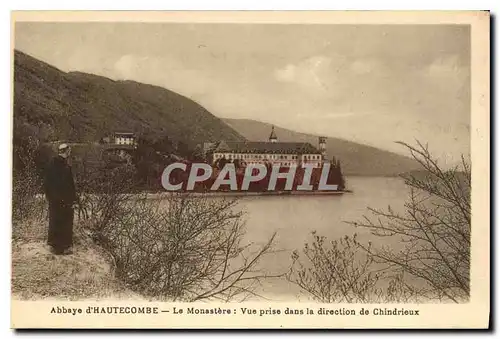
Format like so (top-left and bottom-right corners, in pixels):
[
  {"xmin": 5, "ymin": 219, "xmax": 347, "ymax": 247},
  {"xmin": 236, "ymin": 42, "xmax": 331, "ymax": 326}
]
[
  {"xmin": 13, "ymin": 50, "xmax": 245, "ymax": 147},
  {"xmin": 223, "ymin": 118, "xmax": 421, "ymax": 176},
  {"xmin": 13, "ymin": 49, "xmax": 421, "ymax": 177}
]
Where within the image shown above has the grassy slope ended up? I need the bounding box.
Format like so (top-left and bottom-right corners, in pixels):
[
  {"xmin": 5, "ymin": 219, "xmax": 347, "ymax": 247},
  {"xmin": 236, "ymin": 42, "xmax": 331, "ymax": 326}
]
[
  {"xmin": 13, "ymin": 50, "xmax": 245, "ymax": 147},
  {"xmin": 11, "ymin": 209, "xmax": 141, "ymax": 301},
  {"xmin": 224, "ymin": 118, "xmax": 421, "ymax": 176}
]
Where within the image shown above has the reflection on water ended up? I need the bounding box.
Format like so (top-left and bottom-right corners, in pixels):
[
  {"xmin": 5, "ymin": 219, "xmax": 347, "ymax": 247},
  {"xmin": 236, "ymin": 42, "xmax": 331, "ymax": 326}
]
[{"xmin": 234, "ymin": 176, "xmax": 410, "ymax": 301}]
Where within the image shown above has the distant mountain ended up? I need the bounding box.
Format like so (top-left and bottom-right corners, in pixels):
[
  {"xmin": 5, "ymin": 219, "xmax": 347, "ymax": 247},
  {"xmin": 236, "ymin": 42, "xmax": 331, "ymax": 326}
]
[
  {"xmin": 13, "ymin": 50, "xmax": 245, "ymax": 147},
  {"xmin": 223, "ymin": 118, "xmax": 421, "ymax": 177}
]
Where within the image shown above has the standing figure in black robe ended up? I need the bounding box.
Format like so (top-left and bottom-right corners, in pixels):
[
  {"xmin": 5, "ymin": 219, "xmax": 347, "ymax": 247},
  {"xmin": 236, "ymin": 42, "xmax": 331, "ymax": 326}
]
[{"xmin": 43, "ymin": 143, "xmax": 77, "ymax": 255}]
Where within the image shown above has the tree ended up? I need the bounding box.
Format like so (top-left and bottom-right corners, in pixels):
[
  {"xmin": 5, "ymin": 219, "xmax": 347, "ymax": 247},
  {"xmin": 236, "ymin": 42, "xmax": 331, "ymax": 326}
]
[
  {"xmin": 233, "ymin": 158, "xmax": 243, "ymax": 170},
  {"xmin": 215, "ymin": 157, "xmax": 229, "ymax": 170},
  {"xmin": 332, "ymin": 159, "xmax": 346, "ymax": 191},
  {"xmin": 350, "ymin": 141, "xmax": 470, "ymax": 302},
  {"xmin": 190, "ymin": 144, "xmax": 205, "ymax": 162},
  {"xmin": 289, "ymin": 141, "xmax": 471, "ymax": 303}
]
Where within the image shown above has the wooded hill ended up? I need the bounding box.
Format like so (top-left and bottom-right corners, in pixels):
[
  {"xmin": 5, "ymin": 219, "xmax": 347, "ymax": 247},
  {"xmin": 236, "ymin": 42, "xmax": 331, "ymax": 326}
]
[{"xmin": 13, "ymin": 50, "xmax": 245, "ymax": 150}]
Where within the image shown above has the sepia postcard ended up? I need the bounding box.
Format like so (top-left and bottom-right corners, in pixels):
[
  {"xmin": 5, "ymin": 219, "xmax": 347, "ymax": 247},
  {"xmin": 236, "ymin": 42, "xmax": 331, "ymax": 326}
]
[{"xmin": 10, "ymin": 10, "xmax": 490, "ymax": 329}]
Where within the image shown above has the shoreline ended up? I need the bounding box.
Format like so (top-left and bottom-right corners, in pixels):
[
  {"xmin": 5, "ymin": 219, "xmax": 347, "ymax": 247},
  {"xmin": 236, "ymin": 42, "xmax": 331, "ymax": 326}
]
[
  {"xmin": 143, "ymin": 190, "xmax": 352, "ymax": 199},
  {"xmin": 35, "ymin": 190, "xmax": 353, "ymax": 200}
]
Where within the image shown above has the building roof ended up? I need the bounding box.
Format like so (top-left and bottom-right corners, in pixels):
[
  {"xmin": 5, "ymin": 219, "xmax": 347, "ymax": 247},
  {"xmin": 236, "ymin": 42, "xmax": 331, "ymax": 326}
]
[{"xmin": 213, "ymin": 141, "xmax": 321, "ymax": 154}]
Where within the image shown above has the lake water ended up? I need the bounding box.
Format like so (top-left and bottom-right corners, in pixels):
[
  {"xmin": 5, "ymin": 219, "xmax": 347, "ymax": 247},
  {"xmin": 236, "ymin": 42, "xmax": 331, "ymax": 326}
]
[{"xmin": 234, "ymin": 176, "xmax": 410, "ymax": 301}]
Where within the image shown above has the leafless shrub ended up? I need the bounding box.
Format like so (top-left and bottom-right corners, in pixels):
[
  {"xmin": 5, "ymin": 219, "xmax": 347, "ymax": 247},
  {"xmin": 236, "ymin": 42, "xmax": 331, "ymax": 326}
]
[
  {"xmin": 12, "ymin": 136, "xmax": 46, "ymax": 225},
  {"xmin": 97, "ymin": 194, "xmax": 279, "ymax": 302},
  {"xmin": 76, "ymin": 162, "xmax": 137, "ymax": 235},
  {"xmin": 349, "ymin": 141, "xmax": 470, "ymax": 302},
  {"xmin": 77, "ymin": 164, "xmax": 280, "ymax": 302},
  {"xmin": 289, "ymin": 141, "xmax": 470, "ymax": 303},
  {"xmin": 288, "ymin": 232, "xmax": 383, "ymax": 303}
]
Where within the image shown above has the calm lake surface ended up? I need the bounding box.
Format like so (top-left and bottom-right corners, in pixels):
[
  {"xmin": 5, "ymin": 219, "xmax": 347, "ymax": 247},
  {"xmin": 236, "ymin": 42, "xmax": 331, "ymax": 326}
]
[{"xmin": 233, "ymin": 176, "xmax": 410, "ymax": 301}]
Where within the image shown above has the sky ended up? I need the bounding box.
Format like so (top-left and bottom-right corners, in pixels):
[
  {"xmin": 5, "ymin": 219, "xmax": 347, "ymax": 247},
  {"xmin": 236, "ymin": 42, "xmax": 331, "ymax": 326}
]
[{"xmin": 14, "ymin": 22, "xmax": 471, "ymax": 166}]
